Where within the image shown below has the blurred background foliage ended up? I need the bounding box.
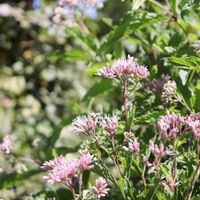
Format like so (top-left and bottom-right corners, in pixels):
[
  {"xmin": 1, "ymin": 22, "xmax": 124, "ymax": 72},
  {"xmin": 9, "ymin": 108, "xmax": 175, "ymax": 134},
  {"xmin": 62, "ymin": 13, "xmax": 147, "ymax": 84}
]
[{"xmin": 0, "ymin": 0, "xmax": 200, "ymax": 199}]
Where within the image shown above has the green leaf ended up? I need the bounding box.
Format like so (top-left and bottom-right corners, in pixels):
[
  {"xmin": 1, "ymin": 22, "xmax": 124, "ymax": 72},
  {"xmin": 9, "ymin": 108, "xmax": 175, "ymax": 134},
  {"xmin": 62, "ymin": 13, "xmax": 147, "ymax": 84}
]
[
  {"xmin": 135, "ymin": 111, "xmax": 165, "ymax": 123},
  {"xmin": 49, "ymin": 50, "xmax": 92, "ymax": 62},
  {"xmin": 194, "ymin": 83, "xmax": 200, "ymax": 112},
  {"xmin": 69, "ymin": 26, "xmax": 98, "ymax": 52},
  {"xmin": 179, "ymin": 69, "xmax": 189, "ymax": 86},
  {"xmin": 83, "ymin": 79, "xmax": 115, "ymax": 101},
  {"xmin": 132, "ymin": 0, "xmax": 146, "ymax": 10},
  {"xmin": 168, "ymin": 0, "xmax": 178, "ymax": 14},
  {"xmin": 0, "ymin": 170, "xmax": 42, "ymax": 189},
  {"xmin": 167, "ymin": 56, "xmax": 200, "ymax": 71},
  {"xmin": 97, "ymin": 11, "xmax": 167, "ymax": 54}
]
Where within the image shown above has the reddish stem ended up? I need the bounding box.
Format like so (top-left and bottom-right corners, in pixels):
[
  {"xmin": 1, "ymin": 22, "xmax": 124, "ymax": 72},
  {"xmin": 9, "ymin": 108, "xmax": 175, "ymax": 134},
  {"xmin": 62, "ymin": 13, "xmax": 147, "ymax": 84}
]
[
  {"xmin": 79, "ymin": 173, "xmax": 83, "ymax": 195},
  {"xmin": 71, "ymin": 187, "xmax": 77, "ymax": 200},
  {"xmin": 111, "ymin": 137, "xmax": 122, "ymax": 176},
  {"xmin": 123, "ymin": 80, "xmax": 128, "ymax": 121}
]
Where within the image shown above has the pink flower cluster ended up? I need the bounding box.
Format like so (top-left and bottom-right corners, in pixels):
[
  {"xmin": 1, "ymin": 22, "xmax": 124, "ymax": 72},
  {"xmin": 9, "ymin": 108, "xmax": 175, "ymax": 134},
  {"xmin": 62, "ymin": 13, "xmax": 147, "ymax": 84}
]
[
  {"xmin": 128, "ymin": 139, "xmax": 140, "ymax": 154},
  {"xmin": 79, "ymin": 152, "xmax": 94, "ymax": 171},
  {"xmin": 72, "ymin": 113, "xmax": 99, "ymax": 136},
  {"xmin": 99, "ymin": 115, "xmax": 119, "ymax": 138},
  {"xmin": 98, "ymin": 56, "xmax": 149, "ymax": 81},
  {"xmin": 149, "ymin": 140, "xmax": 169, "ymax": 163},
  {"xmin": 144, "ymin": 74, "xmax": 170, "ymax": 94},
  {"xmin": 41, "ymin": 153, "xmax": 94, "ymax": 186},
  {"xmin": 186, "ymin": 113, "xmax": 200, "ymax": 138},
  {"xmin": 0, "ymin": 135, "xmax": 13, "ymax": 154},
  {"xmin": 72, "ymin": 113, "xmax": 119, "ymax": 138},
  {"xmin": 144, "ymin": 74, "xmax": 178, "ymax": 103},
  {"xmin": 157, "ymin": 112, "xmax": 185, "ymax": 140},
  {"xmin": 157, "ymin": 112, "xmax": 200, "ymax": 139},
  {"xmin": 93, "ymin": 177, "xmax": 110, "ymax": 198}
]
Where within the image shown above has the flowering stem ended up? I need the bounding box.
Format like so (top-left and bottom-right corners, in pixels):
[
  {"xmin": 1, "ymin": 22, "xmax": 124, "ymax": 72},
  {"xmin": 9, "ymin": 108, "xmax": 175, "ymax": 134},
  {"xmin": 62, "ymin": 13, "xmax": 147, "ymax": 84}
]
[
  {"xmin": 122, "ymin": 80, "xmax": 128, "ymax": 121},
  {"xmin": 183, "ymin": 163, "xmax": 200, "ymax": 200},
  {"xmin": 95, "ymin": 144, "xmax": 118, "ymax": 185},
  {"xmin": 184, "ymin": 141, "xmax": 200, "ymax": 200},
  {"xmin": 177, "ymin": 96, "xmax": 192, "ymax": 113},
  {"xmin": 79, "ymin": 173, "xmax": 83, "ymax": 195},
  {"xmin": 71, "ymin": 187, "xmax": 77, "ymax": 200},
  {"xmin": 111, "ymin": 137, "xmax": 122, "ymax": 176}
]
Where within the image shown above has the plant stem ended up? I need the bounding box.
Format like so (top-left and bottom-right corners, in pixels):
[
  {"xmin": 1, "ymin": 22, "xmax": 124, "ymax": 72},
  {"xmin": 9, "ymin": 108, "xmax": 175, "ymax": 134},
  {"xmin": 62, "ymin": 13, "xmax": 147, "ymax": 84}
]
[
  {"xmin": 183, "ymin": 163, "xmax": 200, "ymax": 200},
  {"xmin": 184, "ymin": 140, "xmax": 200, "ymax": 200},
  {"xmin": 71, "ymin": 187, "xmax": 77, "ymax": 200},
  {"xmin": 95, "ymin": 144, "xmax": 118, "ymax": 185},
  {"xmin": 123, "ymin": 80, "xmax": 128, "ymax": 121},
  {"xmin": 111, "ymin": 137, "xmax": 122, "ymax": 176},
  {"xmin": 173, "ymin": 152, "xmax": 177, "ymax": 182},
  {"xmin": 79, "ymin": 173, "xmax": 83, "ymax": 195}
]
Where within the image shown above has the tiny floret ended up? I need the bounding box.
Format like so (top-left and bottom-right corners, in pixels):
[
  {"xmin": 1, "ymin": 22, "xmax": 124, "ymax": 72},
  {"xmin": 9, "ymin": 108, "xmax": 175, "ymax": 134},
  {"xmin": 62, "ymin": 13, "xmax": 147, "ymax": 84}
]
[
  {"xmin": 149, "ymin": 140, "xmax": 169, "ymax": 161},
  {"xmin": 93, "ymin": 177, "xmax": 110, "ymax": 198},
  {"xmin": 79, "ymin": 152, "xmax": 94, "ymax": 171},
  {"xmin": 157, "ymin": 112, "xmax": 185, "ymax": 140},
  {"xmin": 72, "ymin": 113, "xmax": 99, "ymax": 135},
  {"xmin": 99, "ymin": 115, "xmax": 119, "ymax": 137},
  {"xmin": 186, "ymin": 113, "xmax": 200, "ymax": 138},
  {"xmin": 41, "ymin": 155, "xmax": 66, "ymax": 170},
  {"xmin": 128, "ymin": 139, "xmax": 140, "ymax": 154}
]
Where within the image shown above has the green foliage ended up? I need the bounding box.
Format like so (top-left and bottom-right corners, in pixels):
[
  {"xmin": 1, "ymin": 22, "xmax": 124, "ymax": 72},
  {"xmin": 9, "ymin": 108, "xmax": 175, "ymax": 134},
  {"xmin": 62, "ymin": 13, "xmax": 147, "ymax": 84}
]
[{"xmin": 0, "ymin": 0, "xmax": 200, "ymax": 199}]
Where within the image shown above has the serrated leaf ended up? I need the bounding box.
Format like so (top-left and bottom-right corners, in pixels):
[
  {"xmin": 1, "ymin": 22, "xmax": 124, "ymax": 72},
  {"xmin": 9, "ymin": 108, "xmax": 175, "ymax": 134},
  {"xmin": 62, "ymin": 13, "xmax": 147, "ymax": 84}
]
[
  {"xmin": 97, "ymin": 11, "xmax": 167, "ymax": 54},
  {"xmin": 168, "ymin": 56, "xmax": 200, "ymax": 71}
]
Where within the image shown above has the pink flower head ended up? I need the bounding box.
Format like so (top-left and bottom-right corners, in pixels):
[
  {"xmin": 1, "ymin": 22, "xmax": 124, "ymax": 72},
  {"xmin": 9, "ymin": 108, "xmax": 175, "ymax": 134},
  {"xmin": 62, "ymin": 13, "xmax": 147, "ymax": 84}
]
[
  {"xmin": 149, "ymin": 140, "xmax": 169, "ymax": 160},
  {"xmin": 93, "ymin": 177, "xmax": 110, "ymax": 198},
  {"xmin": 98, "ymin": 55, "xmax": 149, "ymax": 81},
  {"xmin": 79, "ymin": 152, "xmax": 94, "ymax": 171},
  {"xmin": 157, "ymin": 112, "xmax": 185, "ymax": 140},
  {"xmin": 186, "ymin": 113, "xmax": 200, "ymax": 138},
  {"xmin": 129, "ymin": 139, "xmax": 140, "ymax": 154},
  {"xmin": 144, "ymin": 74, "xmax": 178, "ymax": 103},
  {"xmin": 42, "ymin": 156, "xmax": 78, "ymax": 187},
  {"xmin": 41, "ymin": 155, "xmax": 66, "ymax": 170},
  {"xmin": 0, "ymin": 135, "xmax": 13, "ymax": 154},
  {"xmin": 72, "ymin": 113, "xmax": 99, "ymax": 135},
  {"xmin": 99, "ymin": 115, "xmax": 119, "ymax": 137},
  {"xmin": 144, "ymin": 74, "xmax": 170, "ymax": 94},
  {"xmin": 142, "ymin": 155, "xmax": 152, "ymax": 167}
]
